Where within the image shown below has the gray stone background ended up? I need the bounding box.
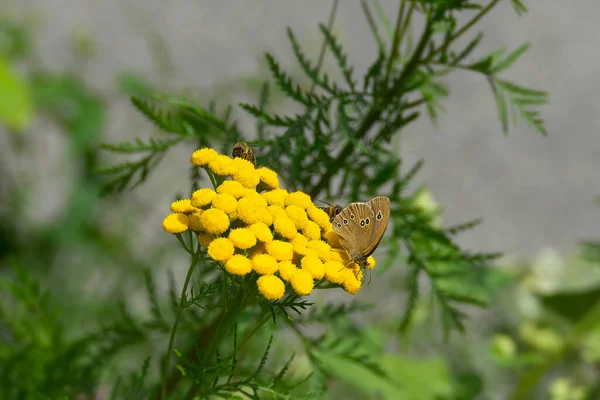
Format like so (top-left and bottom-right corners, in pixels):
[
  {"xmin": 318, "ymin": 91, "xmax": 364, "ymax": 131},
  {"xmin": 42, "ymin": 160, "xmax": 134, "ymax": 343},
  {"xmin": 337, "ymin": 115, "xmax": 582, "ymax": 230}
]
[{"xmin": 5, "ymin": 0, "xmax": 600, "ymax": 260}]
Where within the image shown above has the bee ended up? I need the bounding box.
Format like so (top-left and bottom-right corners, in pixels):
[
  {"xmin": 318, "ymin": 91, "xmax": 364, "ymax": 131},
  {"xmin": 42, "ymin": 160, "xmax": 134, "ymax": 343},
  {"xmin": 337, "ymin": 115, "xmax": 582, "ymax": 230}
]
[
  {"xmin": 232, "ymin": 142, "xmax": 256, "ymax": 166},
  {"xmin": 318, "ymin": 204, "xmax": 344, "ymax": 222}
]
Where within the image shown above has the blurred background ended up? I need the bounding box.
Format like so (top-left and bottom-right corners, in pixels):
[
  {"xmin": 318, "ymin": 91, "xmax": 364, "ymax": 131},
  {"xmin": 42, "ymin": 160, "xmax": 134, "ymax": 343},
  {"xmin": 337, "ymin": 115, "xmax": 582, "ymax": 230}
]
[{"xmin": 1, "ymin": 1, "xmax": 599, "ymax": 399}]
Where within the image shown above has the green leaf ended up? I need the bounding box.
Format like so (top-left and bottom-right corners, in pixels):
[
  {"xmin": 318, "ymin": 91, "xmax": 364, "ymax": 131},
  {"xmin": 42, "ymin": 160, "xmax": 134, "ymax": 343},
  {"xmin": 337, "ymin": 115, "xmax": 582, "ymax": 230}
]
[
  {"xmin": 491, "ymin": 43, "xmax": 530, "ymax": 74},
  {"xmin": 539, "ymin": 284, "xmax": 600, "ymax": 322},
  {"xmin": 0, "ymin": 57, "xmax": 32, "ymax": 130}
]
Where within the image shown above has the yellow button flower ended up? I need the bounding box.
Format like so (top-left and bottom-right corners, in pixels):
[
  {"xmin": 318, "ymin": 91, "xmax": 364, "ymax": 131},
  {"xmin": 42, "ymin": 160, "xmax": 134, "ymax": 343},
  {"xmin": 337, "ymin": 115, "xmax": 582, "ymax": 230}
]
[
  {"xmin": 257, "ymin": 167, "xmax": 279, "ymax": 189},
  {"xmin": 291, "ymin": 270, "xmax": 314, "ymax": 296},
  {"xmin": 199, "ymin": 208, "xmax": 230, "ymax": 235},
  {"xmin": 273, "ymin": 216, "xmax": 297, "ymax": 240},
  {"xmin": 208, "ymin": 238, "xmax": 235, "ymax": 262},
  {"xmin": 266, "ymin": 240, "xmax": 294, "ymax": 261},
  {"xmin": 257, "ymin": 275, "xmax": 285, "ymax": 301},
  {"xmin": 343, "ymin": 270, "xmax": 362, "ymax": 295},
  {"xmin": 190, "ymin": 147, "xmax": 218, "ymax": 166},
  {"xmin": 233, "ymin": 166, "xmax": 261, "ymax": 188},
  {"xmin": 225, "ymin": 255, "xmax": 252, "ymax": 275},
  {"xmin": 285, "ymin": 205, "xmax": 309, "ymax": 229},
  {"xmin": 216, "ymin": 180, "xmax": 249, "ymax": 198},
  {"xmin": 307, "ymin": 206, "xmax": 332, "ymax": 231},
  {"xmin": 324, "ymin": 260, "xmax": 346, "ymax": 284},
  {"xmin": 366, "ymin": 256, "xmax": 376, "ymax": 269},
  {"xmin": 249, "ymin": 222, "xmax": 273, "ymax": 243},
  {"xmin": 208, "ymin": 154, "xmax": 236, "ymax": 175},
  {"xmin": 262, "ymin": 189, "xmax": 288, "ymax": 207},
  {"xmin": 301, "ymin": 255, "xmax": 325, "ymax": 280},
  {"xmin": 285, "ymin": 191, "xmax": 313, "ymax": 209},
  {"xmin": 191, "ymin": 188, "xmax": 217, "ymax": 207},
  {"xmin": 278, "ymin": 260, "xmax": 297, "ymax": 282},
  {"xmin": 231, "ymin": 157, "xmax": 255, "ymax": 171},
  {"xmin": 302, "ymin": 221, "xmax": 321, "ymax": 241},
  {"xmin": 307, "ymin": 240, "xmax": 331, "ymax": 261},
  {"xmin": 251, "ymin": 254, "xmax": 279, "ymax": 275},
  {"xmin": 267, "ymin": 205, "xmax": 287, "ymax": 219},
  {"xmin": 198, "ymin": 231, "xmax": 215, "ymax": 248},
  {"xmin": 187, "ymin": 210, "xmax": 204, "ymax": 231},
  {"xmin": 228, "ymin": 228, "xmax": 257, "ymax": 250},
  {"xmin": 237, "ymin": 194, "xmax": 268, "ymax": 225},
  {"xmin": 212, "ymin": 193, "xmax": 238, "ymax": 214},
  {"xmin": 170, "ymin": 199, "xmax": 196, "ymax": 213},
  {"xmin": 257, "ymin": 209, "xmax": 274, "ymax": 226},
  {"xmin": 291, "ymin": 234, "xmax": 310, "ymax": 255},
  {"xmin": 163, "ymin": 213, "xmax": 189, "ymax": 234}
]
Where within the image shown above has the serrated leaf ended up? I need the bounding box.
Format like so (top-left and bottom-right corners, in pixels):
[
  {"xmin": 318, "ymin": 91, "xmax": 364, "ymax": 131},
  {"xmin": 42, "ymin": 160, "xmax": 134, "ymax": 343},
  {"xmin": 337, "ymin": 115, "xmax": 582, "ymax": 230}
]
[{"xmin": 491, "ymin": 43, "xmax": 530, "ymax": 73}]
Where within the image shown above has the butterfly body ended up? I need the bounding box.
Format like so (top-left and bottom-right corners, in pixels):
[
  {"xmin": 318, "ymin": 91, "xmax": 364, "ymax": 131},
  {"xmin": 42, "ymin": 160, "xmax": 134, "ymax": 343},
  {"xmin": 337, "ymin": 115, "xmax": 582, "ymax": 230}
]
[{"xmin": 332, "ymin": 196, "xmax": 390, "ymax": 268}]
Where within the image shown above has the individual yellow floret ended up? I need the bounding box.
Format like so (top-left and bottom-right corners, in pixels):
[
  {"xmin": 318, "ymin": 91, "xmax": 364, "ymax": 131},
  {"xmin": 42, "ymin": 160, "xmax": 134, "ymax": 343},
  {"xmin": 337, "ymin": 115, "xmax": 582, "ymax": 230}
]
[
  {"xmin": 187, "ymin": 210, "xmax": 204, "ymax": 231},
  {"xmin": 267, "ymin": 205, "xmax": 287, "ymax": 219},
  {"xmin": 257, "ymin": 167, "xmax": 279, "ymax": 189},
  {"xmin": 256, "ymin": 209, "xmax": 274, "ymax": 226},
  {"xmin": 273, "ymin": 216, "xmax": 297, "ymax": 240},
  {"xmin": 307, "ymin": 206, "xmax": 332, "ymax": 231},
  {"xmin": 307, "ymin": 240, "xmax": 331, "ymax": 261},
  {"xmin": 301, "ymin": 255, "xmax": 325, "ymax": 280},
  {"xmin": 302, "ymin": 221, "xmax": 321, "ymax": 241},
  {"xmin": 249, "ymin": 222, "xmax": 273, "ymax": 243},
  {"xmin": 191, "ymin": 188, "xmax": 217, "ymax": 207},
  {"xmin": 266, "ymin": 240, "xmax": 294, "ymax": 261},
  {"xmin": 232, "ymin": 165, "xmax": 261, "ymax": 188},
  {"xmin": 251, "ymin": 254, "xmax": 279, "ymax": 275},
  {"xmin": 262, "ymin": 189, "xmax": 289, "ymax": 207},
  {"xmin": 291, "ymin": 270, "xmax": 314, "ymax": 296},
  {"xmin": 190, "ymin": 147, "xmax": 218, "ymax": 166},
  {"xmin": 163, "ymin": 213, "xmax": 189, "ymax": 234},
  {"xmin": 291, "ymin": 234, "xmax": 311, "ymax": 255},
  {"xmin": 212, "ymin": 193, "xmax": 238, "ymax": 214},
  {"xmin": 225, "ymin": 255, "xmax": 252, "ymax": 275},
  {"xmin": 343, "ymin": 270, "xmax": 362, "ymax": 295},
  {"xmin": 170, "ymin": 199, "xmax": 196, "ymax": 213},
  {"xmin": 216, "ymin": 180, "xmax": 249, "ymax": 198},
  {"xmin": 285, "ymin": 191, "xmax": 313, "ymax": 209},
  {"xmin": 199, "ymin": 208, "xmax": 230, "ymax": 235},
  {"xmin": 324, "ymin": 260, "xmax": 346, "ymax": 284},
  {"xmin": 366, "ymin": 256, "xmax": 376, "ymax": 269},
  {"xmin": 285, "ymin": 205, "xmax": 309, "ymax": 229},
  {"xmin": 324, "ymin": 230, "xmax": 342, "ymax": 248},
  {"xmin": 257, "ymin": 275, "xmax": 285, "ymax": 301},
  {"xmin": 198, "ymin": 232, "xmax": 215, "ymax": 248},
  {"xmin": 237, "ymin": 194, "xmax": 267, "ymax": 225},
  {"xmin": 208, "ymin": 238, "xmax": 235, "ymax": 262},
  {"xmin": 278, "ymin": 260, "xmax": 298, "ymax": 282},
  {"xmin": 208, "ymin": 154, "xmax": 237, "ymax": 176},
  {"xmin": 228, "ymin": 228, "xmax": 257, "ymax": 250}
]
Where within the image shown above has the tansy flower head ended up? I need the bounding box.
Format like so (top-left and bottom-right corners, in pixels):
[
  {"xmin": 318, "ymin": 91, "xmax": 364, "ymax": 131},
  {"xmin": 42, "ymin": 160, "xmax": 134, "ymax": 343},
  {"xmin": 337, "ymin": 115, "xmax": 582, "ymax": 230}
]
[
  {"xmin": 257, "ymin": 275, "xmax": 285, "ymax": 301},
  {"xmin": 301, "ymin": 255, "xmax": 325, "ymax": 280},
  {"xmin": 191, "ymin": 188, "xmax": 217, "ymax": 207},
  {"xmin": 191, "ymin": 147, "xmax": 218, "ymax": 166},
  {"xmin": 266, "ymin": 240, "xmax": 294, "ymax": 261},
  {"xmin": 366, "ymin": 256, "xmax": 376, "ymax": 269},
  {"xmin": 302, "ymin": 221, "xmax": 321, "ymax": 241},
  {"xmin": 163, "ymin": 213, "xmax": 189, "ymax": 234},
  {"xmin": 307, "ymin": 206, "xmax": 332, "ymax": 231},
  {"xmin": 324, "ymin": 260, "xmax": 346, "ymax": 284},
  {"xmin": 262, "ymin": 189, "xmax": 288, "ymax": 207},
  {"xmin": 267, "ymin": 205, "xmax": 287, "ymax": 219},
  {"xmin": 228, "ymin": 228, "xmax": 257, "ymax": 250},
  {"xmin": 285, "ymin": 191, "xmax": 313, "ymax": 209},
  {"xmin": 208, "ymin": 238, "xmax": 235, "ymax": 262},
  {"xmin": 343, "ymin": 270, "xmax": 362, "ymax": 295},
  {"xmin": 225, "ymin": 255, "xmax": 252, "ymax": 275},
  {"xmin": 251, "ymin": 254, "xmax": 279, "ymax": 275},
  {"xmin": 170, "ymin": 199, "xmax": 196, "ymax": 213},
  {"xmin": 273, "ymin": 216, "xmax": 297, "ymax": 240},
  {"xmin": 291, "ymin": 234, "xmax": 310, "ymax": 255},
  {"xmin": 285, "ymin": 205, "xmax": 309, "ymax": 230},
  {"xmin": 231, "ymin": 157, "xmax": 255, "ymax": 171},
  {"xmin": 257, "ymin": 167, "xmax": 279, "ymax": 189},
  {"xmin": 200, "ymin": 208, "xmax": 230, "ymax": 235},
  {"xmin": 212, "ymin": 193, "xmax": 238, "ymax": 214},
  {"xmin": 198, "ymin": 231, "xmax": 215, "ymax": 248},
  {"xmin": 216, "ymin": 180, "xmax": 249, "ymax": 198},
  {"xmin": 208, "ymin": 154, "xmax": 236, "ymax": 176},
  {"xmin": 249, "ymin": 222, "xmax": 273, "ymax": 243},
  {"xmin": 307, "ymin": 240, "xmax": 331, "ymax": 260},
  {"xmin": 278, "ymin": 260, "xmax": 297, "ymax": 282},
  {"xmin": 233, "ymin": 166, "xmax": 261, "ymax": 188},
  {"xmin": 291, "ymin": 270, "xmax": 314, "ymax": 296},
  {"xmin": 237, "ymin": 194, "xmax": 267, "ymax": 225},
  {"xmin": 187, "ymin": 210, "xmax": 204, "ymax": 231},
  {"xmin": 257, "ymin": 209, "xmax": 274, "ymax": 226}
]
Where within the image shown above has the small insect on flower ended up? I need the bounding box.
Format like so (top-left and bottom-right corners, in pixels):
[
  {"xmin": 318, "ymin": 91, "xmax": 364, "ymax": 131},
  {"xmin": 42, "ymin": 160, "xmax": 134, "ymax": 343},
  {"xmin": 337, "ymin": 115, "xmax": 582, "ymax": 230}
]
[
  {"xmin": 318, "ymin": 204, "xmax": 344, "ymax": 222},
  {"xmin": 232, "ymin": 142, "xmax": 256, "ymax": 167}
]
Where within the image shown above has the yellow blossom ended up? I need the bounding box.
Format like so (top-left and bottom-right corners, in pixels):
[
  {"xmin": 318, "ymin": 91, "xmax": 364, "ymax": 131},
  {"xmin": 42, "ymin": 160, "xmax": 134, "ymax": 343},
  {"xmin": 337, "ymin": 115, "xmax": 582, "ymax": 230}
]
[
  {"xmin": 251, "ymin": 254, "xmax": 279, "ymax": 275},
  {"xmin": 231, "ymin": 157, "xmax": 255, "ymax": 171},
  {"xmin": 343, "ymin": 270, "xmax": 362, "ymax": 295},
  {"xmin": 324, "ymin": 230, "xmax": 342, "ymax": 248},
  {"xmin": 212, "ymin": 193, "xmax": 238, "ymax": 214},
  {"xmin": 285, "ymin": 191, "xmax": 313, "ymax": 209},
  {"xmin": 285, "ymin": 205, "xmax": 309, "ymax": 229},
  {"xmin": 307, "ymin": 206, "xmax": 332, "ymax": 231},
  {"xmin": 302, "ymin": 221, "xmax": 321, "ymax": 241},
  {"xmin": 324, "ymin": 260, "xmax": 346, "ymax": 284},
  {"xmin": 262, "ymin": 189, "xmax": 288, "ymax": 207},
  {"xmin": 273, "ymin": 216, "xmax": 298, "ymax": 239},
  {"xmin": 267, "ymin": 205, "xmax": 287, "ymax": 219},
  {"xmin": 266, "ymin": 240, "xmax": 294, "ymax": 261},
  {"xmin": 366, "ymin": 256, "xmax": 376, "ymax": 269},
  {"xmin": 170, "ymin": 199, "xmax": 196, "ymax": 213},
  {"xmin": 291, "ymin": 270, "xmax": 314, "ymax": 296},
  {"xmin": 208, "ymin": 238, "xmax": 235, "ymax": 262},
  {"xmin": 225, "ymin": 255, "xmax": 252, "ymax": 275},
  {"xmin": 237, "ymin": 193, "xmax": 268, "ymax": 225},
  {"xmin": 191, "ymin": 188, "xmax": 217, "ymax": 207},
  {"xmin": 257, "ymin": 275, "xmax": 285, "ymax": 301},
  {"xmin": 301, "ymin": 255, "xmax": 325, "ymax": 279},
  {"xmin": 307, "ymin": 240, "xmax": 331, "ymax": 261},
  {"xmin": 291, "ymin": 234, "xmax": 311, "ymax": 255},
  {"xmin": 163, "ymin": 213, "xmax": 189, "ymax": 234},
  {"xmin": 249, "ymin": 222, "xmax": 273, "ymax": 243},
  {"xmin": 257, "ymin": 209, "xmax": 274, "ymax": 226},
  {"xmin": 198, "ymin": 232, "xmax": 215, "ymax": 248},
  {"xmin": 228, "ymin": 228, "xmax": 257, "ymax": 250},
  {"xmin": 232, "ymin": 165, "xmax": 261, "ymax": 188},
  {"xmin": 199, "ymin": 208, "xmax": 230, "ymax": 235},
  {"xmin": 278, "ymin": 261, "xmax": 298, "ymax": 282},
  {"xmin": 216, "ymin": 180, "xmax": 249, "ymax": 198},
  {"xmin": 257, "ymin": 167, "xmax": 279, "ymax": 189},
  {"xmin": 208, "ymin": 154, "xmax": 236, "ymax": 175},
  {"xmin": 187, "ymin": 210, "xmax": 204, "ymax": 231},
  {"xmin": 191, "ymin": 147, "xmax": 218, "ymax": 166}
]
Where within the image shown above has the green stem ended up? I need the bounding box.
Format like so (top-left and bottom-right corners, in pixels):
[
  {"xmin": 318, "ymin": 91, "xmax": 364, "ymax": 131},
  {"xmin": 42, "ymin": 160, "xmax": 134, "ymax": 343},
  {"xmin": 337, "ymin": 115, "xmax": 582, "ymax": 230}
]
[
  {"xmin": 161, "ymin": 246, "xmax": 201, "ymax": 400},
  {"xmin": 309, "ymin": 0, "xmax": 340, "ymax": 93},
  {"xmin": 383, "ymin": 1, "xmax": 411, "ymax": 87}
]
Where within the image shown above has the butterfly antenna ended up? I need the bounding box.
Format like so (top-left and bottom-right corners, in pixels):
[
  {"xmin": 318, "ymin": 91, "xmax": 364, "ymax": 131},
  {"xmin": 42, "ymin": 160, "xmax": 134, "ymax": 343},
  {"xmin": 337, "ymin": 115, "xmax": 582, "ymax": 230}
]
[{"xmin": 315, "ymin": 198, "xmax": 334, "ymax": 206}]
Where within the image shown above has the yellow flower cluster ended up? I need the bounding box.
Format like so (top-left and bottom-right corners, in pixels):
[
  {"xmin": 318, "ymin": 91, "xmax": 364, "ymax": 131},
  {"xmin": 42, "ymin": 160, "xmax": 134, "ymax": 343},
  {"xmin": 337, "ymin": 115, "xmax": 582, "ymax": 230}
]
[{"xmin": 162, "ymin": 148, "xmax": 376, "ymax": 300}]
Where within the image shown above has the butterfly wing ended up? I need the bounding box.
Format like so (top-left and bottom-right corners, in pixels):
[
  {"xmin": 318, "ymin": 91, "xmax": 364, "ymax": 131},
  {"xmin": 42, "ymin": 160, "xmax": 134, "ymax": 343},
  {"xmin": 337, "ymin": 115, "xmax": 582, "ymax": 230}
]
[
  {"xmin": 332, "ymin": 202, "xmax": 375, "ymax": 258},
  {"xmin": 364, "ymin": 196, "xmax": 391, "ymax": 257}
]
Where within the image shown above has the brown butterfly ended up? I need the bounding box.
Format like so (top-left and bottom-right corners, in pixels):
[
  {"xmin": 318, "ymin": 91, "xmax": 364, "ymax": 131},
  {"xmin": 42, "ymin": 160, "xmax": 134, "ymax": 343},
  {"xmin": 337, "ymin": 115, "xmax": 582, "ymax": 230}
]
[
  {"xmin": 232, "ymin": 142, "xmax": 256, "ymax": 166},
  {"xmin": 332, "ymin": 196, "xmax": 391, "ymax": 268}
]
